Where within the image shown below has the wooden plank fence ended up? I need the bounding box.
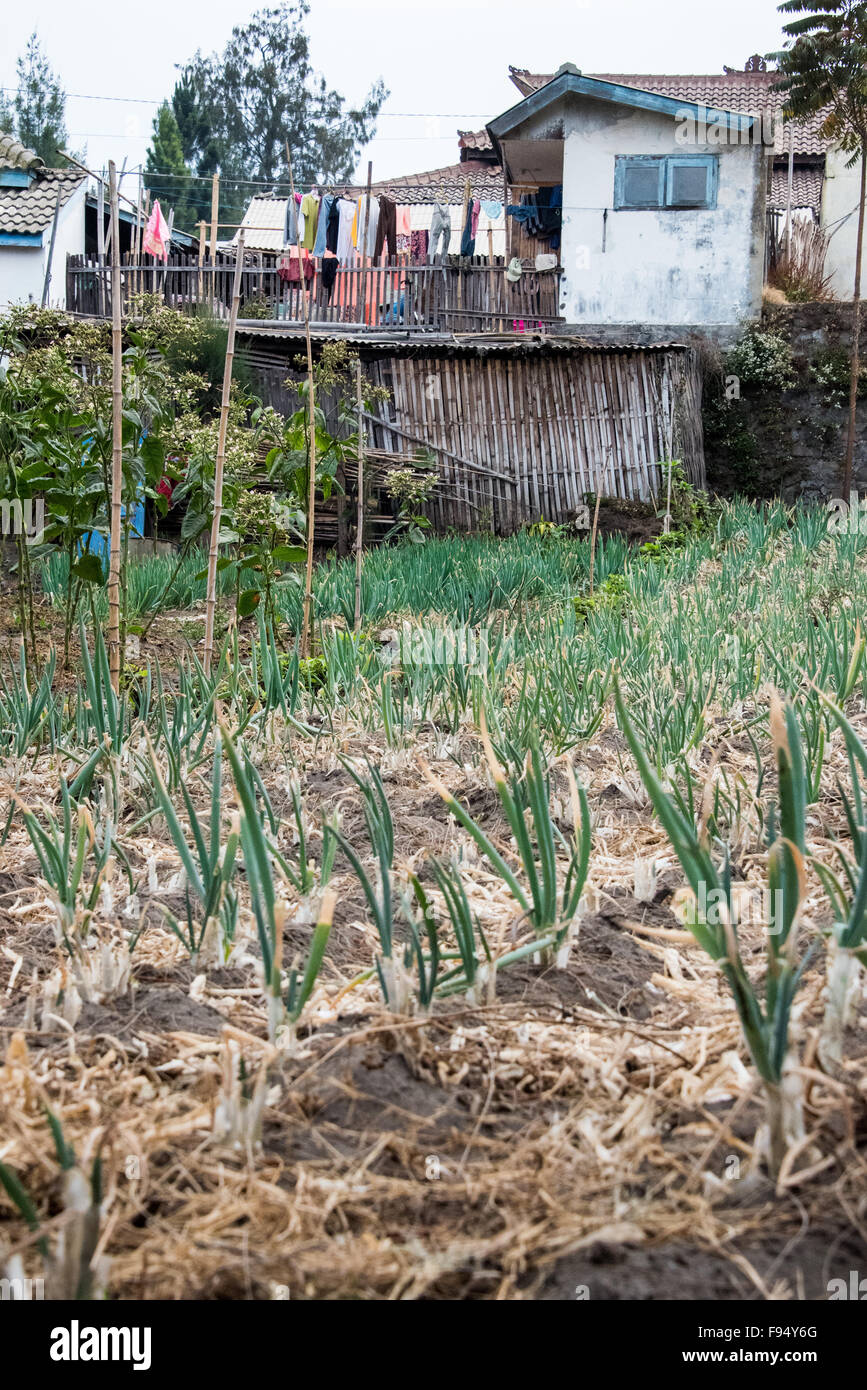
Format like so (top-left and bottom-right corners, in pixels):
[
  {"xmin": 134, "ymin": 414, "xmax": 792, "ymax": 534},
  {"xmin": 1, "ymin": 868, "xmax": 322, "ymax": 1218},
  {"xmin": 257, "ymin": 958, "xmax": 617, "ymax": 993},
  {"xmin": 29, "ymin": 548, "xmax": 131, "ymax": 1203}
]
[{"xmin": 66, "ymin": 252, "xmax": 562, "ymax": 333}]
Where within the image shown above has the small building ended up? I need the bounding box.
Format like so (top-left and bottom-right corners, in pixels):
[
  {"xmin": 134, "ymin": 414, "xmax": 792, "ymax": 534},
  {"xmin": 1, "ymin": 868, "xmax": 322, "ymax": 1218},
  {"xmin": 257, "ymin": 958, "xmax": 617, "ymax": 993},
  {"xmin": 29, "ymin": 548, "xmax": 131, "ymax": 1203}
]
[
  {"xmin": 499, "ymin": 59, "xmax": 859, "ymax": 311},
  {"xmin": 0, "ymin": 133, "xmax": 86, "ymax": 311},
  {"xmin": 486, "ymin": 63, "xmax": 767, "ymax": 336}
]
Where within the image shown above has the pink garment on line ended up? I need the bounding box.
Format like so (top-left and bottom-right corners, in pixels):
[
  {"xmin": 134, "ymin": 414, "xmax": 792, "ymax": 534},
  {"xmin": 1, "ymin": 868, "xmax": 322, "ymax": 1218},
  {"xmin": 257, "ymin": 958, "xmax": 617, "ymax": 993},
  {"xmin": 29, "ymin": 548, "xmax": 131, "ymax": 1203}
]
[{"xmin": 143, "ymin": 199, "xmax": 171, "ymax": 261}]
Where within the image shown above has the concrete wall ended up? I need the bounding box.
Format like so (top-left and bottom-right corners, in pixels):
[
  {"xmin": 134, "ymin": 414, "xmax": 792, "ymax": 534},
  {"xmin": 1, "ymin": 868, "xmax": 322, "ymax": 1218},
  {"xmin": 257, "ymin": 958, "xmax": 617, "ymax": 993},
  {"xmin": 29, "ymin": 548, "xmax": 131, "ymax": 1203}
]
[
  {"xmin": 822, "ymin": 147, "xmax": 865, "ymax": 301},
  {"xmin": 552, "ymin": 96, "xmax": 766, "ymax": 329},
  {"xmin": 0, "ymin": 183, "xmax": 86, "ymax": 312}
]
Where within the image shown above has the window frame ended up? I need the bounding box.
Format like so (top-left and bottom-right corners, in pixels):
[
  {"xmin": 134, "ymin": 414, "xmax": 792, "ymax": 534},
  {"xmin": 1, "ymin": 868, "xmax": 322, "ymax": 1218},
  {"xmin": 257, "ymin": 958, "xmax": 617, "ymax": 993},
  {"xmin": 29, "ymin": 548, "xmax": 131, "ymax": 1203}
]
[{"xmin": 613, "ymin": 154, "xmax": 718, "ymax": 211}]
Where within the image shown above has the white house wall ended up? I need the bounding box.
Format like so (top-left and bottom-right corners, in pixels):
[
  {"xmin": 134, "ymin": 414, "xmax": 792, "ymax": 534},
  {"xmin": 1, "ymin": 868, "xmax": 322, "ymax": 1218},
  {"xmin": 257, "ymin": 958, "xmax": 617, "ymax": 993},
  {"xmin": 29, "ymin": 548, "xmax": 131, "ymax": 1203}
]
[
  {"xmin": 0, "ymin": 182, "xmax": 86, "ymax": 312},
  {"xmin": 524, "ymin": 94, "xmax": 765, "ymax": 329},
  {"xmin": 822, "ymin": 147, "xmax": 864, "ymax": 301}
]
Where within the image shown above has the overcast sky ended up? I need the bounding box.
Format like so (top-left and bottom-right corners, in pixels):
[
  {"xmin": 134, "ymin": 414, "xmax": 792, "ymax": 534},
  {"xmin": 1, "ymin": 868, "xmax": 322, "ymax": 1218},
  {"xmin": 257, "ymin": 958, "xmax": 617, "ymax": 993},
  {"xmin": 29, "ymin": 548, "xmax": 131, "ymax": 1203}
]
[{"xmin": 3, "ymin": 0, "xmax": 790, "ymax": 189}]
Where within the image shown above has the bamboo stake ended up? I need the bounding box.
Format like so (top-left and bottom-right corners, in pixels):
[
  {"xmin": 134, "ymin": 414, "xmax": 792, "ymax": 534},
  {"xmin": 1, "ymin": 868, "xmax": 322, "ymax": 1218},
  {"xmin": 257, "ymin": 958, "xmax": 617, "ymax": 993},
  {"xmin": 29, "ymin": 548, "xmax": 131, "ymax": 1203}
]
[
  {"xmin": 40, "ymin": 187, "xmax": 63, "ymax": 307},
  {"xmin": 588, "ymin": 488, "xmax": 602, "ymax": 597},
  {"xmin": 197, "ymin": 220, "xmax": 206, "ymax": 304},
  {"xmin": 107, "ymin": 162, "xmax": 124, "ymax": 693},
  {"xmin": 209, "ymin": 172, "xmax": 220, "ymax": 298},
  {"xmin": 286, "ymin": 143, "xmax": 317, "ymax": 658},
  {"xmin": 134, "ymin": 171, "xmax": 144, "ymax": 297},
  {"xmin": 97, "ymin": 172, "xmax": 106, "ymax": 316},
  {"xmin": 358, "ymin": 160, "xmax": 373, "ymax": 324},
  {"xmin": 354, "ymin": 358, "xmax": 364, "ymax": 632},
  {"xmin": 203, "ymin": 231, "xmax": 246, "ymax": 675}
]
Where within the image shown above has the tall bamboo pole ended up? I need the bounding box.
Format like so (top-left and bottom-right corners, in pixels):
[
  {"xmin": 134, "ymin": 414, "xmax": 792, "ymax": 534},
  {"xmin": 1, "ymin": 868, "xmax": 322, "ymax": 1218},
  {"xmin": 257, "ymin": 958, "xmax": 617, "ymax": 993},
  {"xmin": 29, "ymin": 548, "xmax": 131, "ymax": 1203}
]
[
  {"xmin": 285, "ymin": 143, "xmax": 317, "ymax": 658},
  {"xmin": 97, "ymin": 172, "xmax": 106, "ymax": 316},
  {"xmin": 358, "ymin": 160, "xmax": 373, "ymax": 324},
  {"xmin": 197, "ymin": 219, "xmax": 206, "ymax": 304},
  {"xmin": 203, "ymin": 232, "xmax": 246, "ymax": 675},
  {"xmin": 354, "ymin": 358, "xmax": 364, "ymax": 632},
  {"xmin": 843, "ymin": 152, "xmax": 867, "ymax": 499},
  {"xmin": 107, "ymin": 162, "xmax": 124, "ymax": 693},
  {"xmin": 209, "ymin": 172, "xmax": 220, "ymax": 311}
]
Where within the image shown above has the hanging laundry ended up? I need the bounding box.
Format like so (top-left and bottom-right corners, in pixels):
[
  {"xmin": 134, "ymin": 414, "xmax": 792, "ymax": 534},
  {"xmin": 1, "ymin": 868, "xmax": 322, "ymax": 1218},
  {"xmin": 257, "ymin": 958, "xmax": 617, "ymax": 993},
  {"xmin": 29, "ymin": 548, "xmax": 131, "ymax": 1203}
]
[
  {"xmin": 506, "ymin": 194, "xmax": 539, "ymax": 228},
  {"xmin": 480, "ymin": 200, "xmax": 502, "ymax": 220},
  {"xmin": 353, "ymin": 194, "xmax": 379, "ymax": 256},
  {"xmin": 283, "ymin": 192, "xmax": 303, "ymax": 247},
  {"xmin": 278, "ymin": 248, "xmax": 314, "ymax": 283},
  {"xmin": 506, "ymin": 187, "xmax": 561, "ymax": 246},
  {"xmin": 336, "ymin": 198, "xmax": 357, "ymax": 262},
  {"xmin": 313, "ymin": 194, "xmax": 336, "ymax": 257},
  {"xmin": 374, "ymin": 195, "xmax": 397, "ymax": 261},
  {"xmin": 143, "ymin": 199, "xmax": 170, "ymax": 260},
  {"xmin": 410, "ymin": 228, "xmax": 428, "ymax": 261},
  {"xmin": 535, "ymin": 184, "xmax": 562, "ymax": 248},
  {"xmin": 397, "ymin": 205, "xmax": 412, "ymax": 237},
  {"xmin": 461, "ymin": 198, "xmax": 480, "ymax": 257},
  {"xmin": 326, "ymin": 197, "xmax": 340, "ymax": 254},
  {"xmin": 300, "ymin": 193, "xmax": 319, "ymax": 251},
  {"xmin": 428, "ymin": 202, "xmax": 451, "ymax": 262},
  {"xmin": 321, "ymin": 250, "xmax": 338, "ymax": 298}
]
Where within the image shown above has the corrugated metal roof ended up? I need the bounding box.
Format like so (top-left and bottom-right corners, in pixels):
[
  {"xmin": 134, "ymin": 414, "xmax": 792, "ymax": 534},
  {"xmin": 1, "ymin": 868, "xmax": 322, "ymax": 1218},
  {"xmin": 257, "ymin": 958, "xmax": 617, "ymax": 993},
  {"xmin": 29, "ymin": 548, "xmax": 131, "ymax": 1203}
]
[
  {"xmin": 236, "ymin": 321, "xmax": 688, "ymax": 355},
  {"xmin": 235, "ymin": 195, "xmax": 287, "ymax": 252},
  {"xmin": 506, "ymin": 66, "xmax": 828, "ymax": 155},
  {"xmin": 0, "ymin": 166, "xmax": 85, "ymax": 236}
]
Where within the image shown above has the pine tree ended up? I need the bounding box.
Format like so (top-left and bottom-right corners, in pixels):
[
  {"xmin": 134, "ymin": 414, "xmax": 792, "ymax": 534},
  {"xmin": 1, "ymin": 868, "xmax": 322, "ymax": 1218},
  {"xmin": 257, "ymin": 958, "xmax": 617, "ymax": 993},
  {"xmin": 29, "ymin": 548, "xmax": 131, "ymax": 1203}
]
[
  {"xmin": 0, "ymin": 89, "xmax": 14, "ymax": 137},
  {"xmin": 145, "ymin": 103, "xmax": 196, "ymax": 232},
  {"xmin": 14, "ymin": 33, "xmax": 67, "ymax": 165}
]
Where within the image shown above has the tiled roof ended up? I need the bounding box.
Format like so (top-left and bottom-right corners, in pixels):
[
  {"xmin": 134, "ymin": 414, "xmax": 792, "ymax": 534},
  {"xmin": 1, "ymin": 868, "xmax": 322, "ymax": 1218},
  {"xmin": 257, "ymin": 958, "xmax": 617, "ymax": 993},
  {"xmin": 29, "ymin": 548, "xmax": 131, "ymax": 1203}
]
[
  {"xmin": 0, "ymin": 166, "xmax": 85, "ymax": 236},
  {"xmin": 0, "ymin": 131, "xmax": 43, "ymax": 173},
  {"xmin": 370, "ymin": 160, "xmax": 503, "ymax": 204},
  {"xmin": 506, "ymin": 67, "xmax": 828, "ymax": 155},
  {"xmin": 768, "ymin": 162, "xmax": 824, "ymax": 214},
  {"xmin": 458, "ymin": 129, "xmax": 493, "ymax": 152}
]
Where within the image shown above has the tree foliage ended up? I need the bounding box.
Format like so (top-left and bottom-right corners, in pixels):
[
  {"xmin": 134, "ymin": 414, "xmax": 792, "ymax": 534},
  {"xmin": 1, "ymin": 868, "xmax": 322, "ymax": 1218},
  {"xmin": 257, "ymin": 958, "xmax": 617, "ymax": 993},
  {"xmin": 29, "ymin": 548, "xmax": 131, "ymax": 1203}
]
[
  {"xmin": 162, "ymin": 2, "xmax": 387, "ymax": 225},
  {"xmin": 145, "ymin": 104, "xmax": 196, "ymax": 232},
  {"xmin": 13, "ymin": 32, "xmax": 68, "ymax": 165},
  {"xmin": 771, "ymin": 2, "xmax": 867, "ymax": 153}
]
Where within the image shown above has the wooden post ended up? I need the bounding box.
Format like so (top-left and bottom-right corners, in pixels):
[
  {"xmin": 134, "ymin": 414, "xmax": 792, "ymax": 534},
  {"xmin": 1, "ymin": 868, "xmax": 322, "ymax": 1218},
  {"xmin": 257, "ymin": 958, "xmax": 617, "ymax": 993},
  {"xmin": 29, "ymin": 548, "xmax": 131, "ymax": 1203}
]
[
  {"xmin": 785, "ymin": 123, "xmax": 794, "ymax": 263},
  {"xmin": 107, "ymin": 162, "xmax": 124, "ymax": 692},
  {"xmin": 197, "ymin": 220, "xmax": 206, "ymax": 305},
  {"xmin": 358, "ymin": 160, "xmax": 373, "ymax": 325},
  {"xmin": 203, "ymin": 232, "xmax": 246, "ymax": 675},
  {"xmin": 286, "ymin": 143, "xmax": 317, "ymax": 658},
  {"xmin": 209, "ymin": 172, "xmax": 220, "ymax": 260},
  {"xmin": 134, "ymin": 171, "xmax": 144, "ymax": 297},
  {"xmin": 354, "ymin": 358, "xmax": 364, "ymax": 632},
  {"xmin": 40, "ymin": 187, "xmax": 63, "ymax": 307},
  {"xmin": 97, "ymin": 172, "xmax": 106, "ymax": 316}
]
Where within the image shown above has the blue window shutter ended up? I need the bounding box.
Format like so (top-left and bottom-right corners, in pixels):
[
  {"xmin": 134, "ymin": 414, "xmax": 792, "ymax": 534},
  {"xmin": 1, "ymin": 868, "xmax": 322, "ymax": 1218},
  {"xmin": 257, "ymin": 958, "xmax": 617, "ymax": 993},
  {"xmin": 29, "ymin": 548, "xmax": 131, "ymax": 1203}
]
[
  {"xmin": 665, "ymin": 155, "xmax": 718, "ymax": 209},
  {"xmin": 614, "ymin": 156, "xmax": 665, "ymax": 210}
]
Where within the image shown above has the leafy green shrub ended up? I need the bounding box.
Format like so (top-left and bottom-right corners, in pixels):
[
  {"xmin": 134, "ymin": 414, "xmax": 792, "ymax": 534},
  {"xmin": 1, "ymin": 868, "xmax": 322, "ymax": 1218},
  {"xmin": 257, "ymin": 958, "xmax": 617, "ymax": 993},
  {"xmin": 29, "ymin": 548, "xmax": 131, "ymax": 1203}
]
[
  {"xmin": 726, "ymin": 327, "xmax": 794, "ymax": 390},
  {"xmin": 573, "ymin": 571, "xmax": 629, "ymax": 622}
]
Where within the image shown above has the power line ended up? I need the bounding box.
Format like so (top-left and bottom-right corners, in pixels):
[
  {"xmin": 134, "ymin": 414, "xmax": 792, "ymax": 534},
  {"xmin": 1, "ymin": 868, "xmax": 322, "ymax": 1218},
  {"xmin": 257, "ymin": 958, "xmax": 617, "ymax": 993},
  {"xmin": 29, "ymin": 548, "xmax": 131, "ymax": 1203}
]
[{"xmin": 0, "ymin": 87, "xmax": 494, "ymax": 118}]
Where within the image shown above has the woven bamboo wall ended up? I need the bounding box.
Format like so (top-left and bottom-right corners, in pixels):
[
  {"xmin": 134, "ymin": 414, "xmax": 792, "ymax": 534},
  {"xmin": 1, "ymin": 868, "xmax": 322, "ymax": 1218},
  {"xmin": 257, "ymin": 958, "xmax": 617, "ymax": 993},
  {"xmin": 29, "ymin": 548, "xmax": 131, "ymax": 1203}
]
[
  {"xmin": 245, "ymin": 341, "xmax": 705, "ymax": 535},
  {"xmin": 365, "ymin": 347, "xmax": 704, "ymax": 532}
]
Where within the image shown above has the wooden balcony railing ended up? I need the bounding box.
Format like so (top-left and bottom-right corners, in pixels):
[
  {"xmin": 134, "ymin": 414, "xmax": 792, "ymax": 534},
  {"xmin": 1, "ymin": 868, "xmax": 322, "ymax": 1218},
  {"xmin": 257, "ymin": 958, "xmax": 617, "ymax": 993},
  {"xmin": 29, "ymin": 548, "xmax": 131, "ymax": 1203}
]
[{"xmin": 66, "ymin": 253, "xmax": 563, "ymax": 334}]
